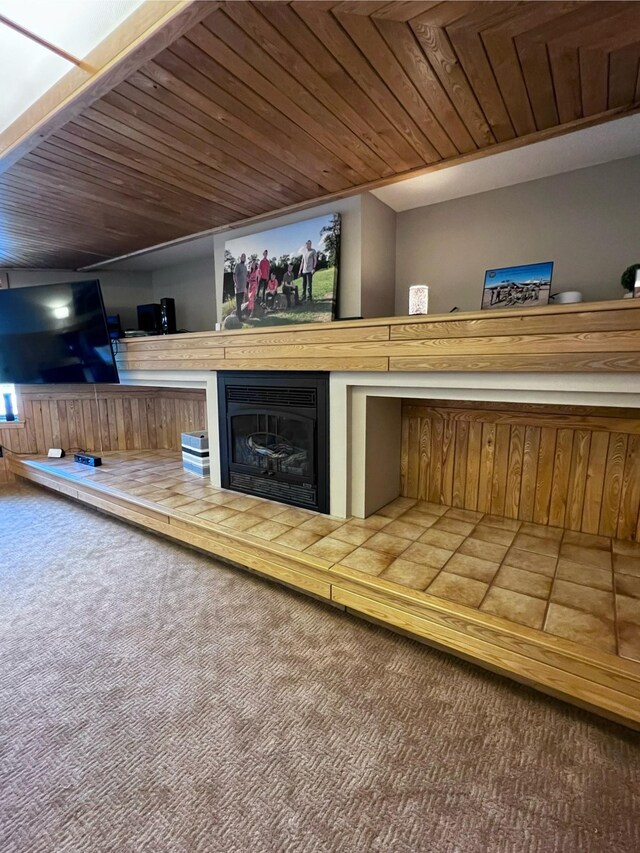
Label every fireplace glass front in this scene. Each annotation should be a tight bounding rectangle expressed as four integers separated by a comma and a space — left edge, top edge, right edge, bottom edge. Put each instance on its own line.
218, 372, 329, 513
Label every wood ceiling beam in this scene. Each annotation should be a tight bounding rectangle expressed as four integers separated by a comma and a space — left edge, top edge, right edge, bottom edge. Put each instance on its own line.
0, 0, 219, 173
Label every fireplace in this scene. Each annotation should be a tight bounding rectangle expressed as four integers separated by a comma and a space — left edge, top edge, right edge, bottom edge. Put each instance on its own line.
217, 372, 329, 513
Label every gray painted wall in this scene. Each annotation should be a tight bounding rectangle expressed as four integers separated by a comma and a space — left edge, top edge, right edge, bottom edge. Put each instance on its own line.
3, 269, 153, 328
152, 256, 215, 333
395, 155, 640, 316
360, 193, 396, 319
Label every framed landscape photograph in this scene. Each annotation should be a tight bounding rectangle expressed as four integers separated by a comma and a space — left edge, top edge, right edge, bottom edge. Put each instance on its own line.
222, 213, 341, 329
481, 262, 553, 310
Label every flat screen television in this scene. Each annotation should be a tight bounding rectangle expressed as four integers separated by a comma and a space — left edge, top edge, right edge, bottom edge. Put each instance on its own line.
0, 280, 119, 384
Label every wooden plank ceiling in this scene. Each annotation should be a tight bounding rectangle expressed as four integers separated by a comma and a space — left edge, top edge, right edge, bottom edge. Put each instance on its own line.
2, 0, 640, 269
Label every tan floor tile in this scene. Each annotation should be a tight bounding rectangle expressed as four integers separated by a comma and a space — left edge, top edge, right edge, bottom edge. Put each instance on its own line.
382, 519, 426, 541
276, 507, 315, 526
471, 524, 517, 547
556, 558, 613, 591
617, 595, 640, 627
512, 532, 560, 558
544, 603, 616, 653
493, 564, 553, 600
618, 622, 640, 662
458, 537, 508, 564
138, 490, 176, 503
401, 541, 453, 570
365, 532, 412, 557
418, 528, 465, 551
195, 505, 238, 524
178, 499, 225, 517
613, 553, 640, 578
413, 501, 449, 517
200, 493, 233, 506
305, 537, 356, 563
331, 523, 375, 547
481, 587, 547, 629
518, 522, 564, 542
156, 494, 198, 509
250, 501, 289, 519
380, 559, 440, 590
562, 529, 611, 551
482, 515, 521, 532
340, 547, 394, 575
551, 579, 614, 620
433, 516, 476, 536
504, 547, 557, 577
298, 516, 345, 536
444, 507, 484, 523
225, 495, 264, 511
560, 543, 611, 571
445, 552, 500, 583
387, 496, 418, 511
399, 510, 440, 528
426, 572, 488, 608
612, 539, 640, 558
348, 514, 392, 530
377, 503, 409, 519
615, 574, 640, 599
273, 528, 322, 551
218, 512, 264, 532
248, 520, 292, 541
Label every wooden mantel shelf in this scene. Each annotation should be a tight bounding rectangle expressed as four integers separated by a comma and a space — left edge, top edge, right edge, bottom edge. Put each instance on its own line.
116, 299, 640, 374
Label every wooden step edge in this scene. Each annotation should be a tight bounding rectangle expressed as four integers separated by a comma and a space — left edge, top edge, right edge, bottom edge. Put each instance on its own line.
329, 564, 640, 685
168, 515, 333, 582
332, 586, 640, 729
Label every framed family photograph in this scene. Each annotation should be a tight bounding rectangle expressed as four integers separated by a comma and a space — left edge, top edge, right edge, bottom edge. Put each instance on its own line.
222, 213, 341, 329
481, 262, 553, 310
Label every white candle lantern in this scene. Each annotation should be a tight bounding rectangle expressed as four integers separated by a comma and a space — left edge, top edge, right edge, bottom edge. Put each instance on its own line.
409, 285, 429, 315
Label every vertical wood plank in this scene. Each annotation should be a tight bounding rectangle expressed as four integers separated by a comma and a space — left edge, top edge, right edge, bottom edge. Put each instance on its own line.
465, 420, 482, 511
533, 427, 557, 525
617, 434, 640, 540
565, 429, 591, 531
490, 423, 510, 516
582, 431, 610, 535
599, 432, 628, 537
428, 415, 444, 504
549, 428, 574, 528
477, 422, 496, 513
452, 419, 469, 508
504, 424, 524, 520
440, 417, 456, 505
417, 415, 432, 501
519, 426, 540, 522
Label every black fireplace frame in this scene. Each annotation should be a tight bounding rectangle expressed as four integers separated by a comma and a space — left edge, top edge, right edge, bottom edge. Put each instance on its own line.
217, 371, 330, 513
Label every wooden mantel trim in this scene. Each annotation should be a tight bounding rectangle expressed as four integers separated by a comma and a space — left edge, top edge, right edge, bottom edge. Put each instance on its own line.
116, 299, 640, 374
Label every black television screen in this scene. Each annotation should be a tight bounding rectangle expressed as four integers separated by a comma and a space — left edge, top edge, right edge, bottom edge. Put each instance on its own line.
0, 280, 119, 384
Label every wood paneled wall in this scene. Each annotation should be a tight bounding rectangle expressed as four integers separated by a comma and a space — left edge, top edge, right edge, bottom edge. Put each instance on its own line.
0, 385, 206, 483
401, 400, 640, 542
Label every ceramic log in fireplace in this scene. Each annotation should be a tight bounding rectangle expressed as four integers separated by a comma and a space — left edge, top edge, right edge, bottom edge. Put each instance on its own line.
217, 372, 329, 513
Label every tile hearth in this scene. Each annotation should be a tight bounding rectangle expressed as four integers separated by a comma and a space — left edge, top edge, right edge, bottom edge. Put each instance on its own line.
21, 450, 640, 665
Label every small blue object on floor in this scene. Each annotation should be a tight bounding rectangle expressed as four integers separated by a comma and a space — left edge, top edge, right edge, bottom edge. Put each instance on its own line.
181, 430, 209, 477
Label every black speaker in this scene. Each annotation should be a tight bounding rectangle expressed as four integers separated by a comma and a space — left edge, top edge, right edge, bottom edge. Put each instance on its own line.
137, 303, 162, 334
160, 297, 177, 335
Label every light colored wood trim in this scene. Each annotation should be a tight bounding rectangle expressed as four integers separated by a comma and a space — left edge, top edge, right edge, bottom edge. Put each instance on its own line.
115, 302, 640, 374
0, 420, 24, 430
402, 403, 640, 436
0, 1, 219, 168
332, 586, 640, 729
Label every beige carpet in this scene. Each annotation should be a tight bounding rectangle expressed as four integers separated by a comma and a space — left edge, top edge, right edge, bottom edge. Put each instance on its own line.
1, 482, 639, 853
